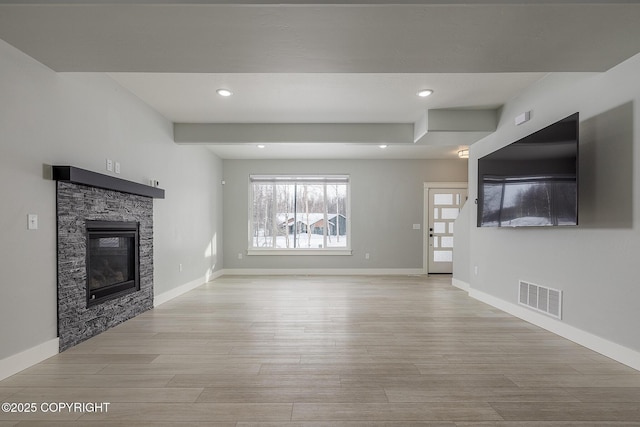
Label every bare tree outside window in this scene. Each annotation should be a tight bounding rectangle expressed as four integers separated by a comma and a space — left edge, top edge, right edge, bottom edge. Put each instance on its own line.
250, 175, 349, 251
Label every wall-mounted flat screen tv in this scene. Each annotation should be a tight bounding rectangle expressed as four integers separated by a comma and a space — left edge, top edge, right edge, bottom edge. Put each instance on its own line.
477, 112, 579, 227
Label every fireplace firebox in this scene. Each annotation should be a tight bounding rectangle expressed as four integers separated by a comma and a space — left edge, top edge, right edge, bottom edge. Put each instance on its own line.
86, 220, 140, 306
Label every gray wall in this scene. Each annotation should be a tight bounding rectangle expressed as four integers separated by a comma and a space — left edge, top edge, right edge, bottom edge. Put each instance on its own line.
0, 39, 223, 359
223, 159, 467, 270
462, 55, 640, 352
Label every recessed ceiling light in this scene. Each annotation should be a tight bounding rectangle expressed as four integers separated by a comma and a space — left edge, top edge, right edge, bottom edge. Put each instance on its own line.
379, 145, 388, 149
257, 144, 266, 149
216, 88, 233, 97
417, 89, 433, 98
458, 149, 469, 159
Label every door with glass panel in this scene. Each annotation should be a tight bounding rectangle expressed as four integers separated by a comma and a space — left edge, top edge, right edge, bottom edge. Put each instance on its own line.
428, 188, 467, 274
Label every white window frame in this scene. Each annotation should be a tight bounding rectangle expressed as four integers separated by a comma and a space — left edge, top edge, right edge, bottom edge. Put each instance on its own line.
248, 174, 352, 256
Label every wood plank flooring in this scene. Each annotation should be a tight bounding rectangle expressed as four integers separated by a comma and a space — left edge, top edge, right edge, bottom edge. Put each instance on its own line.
1, 275, 640, 426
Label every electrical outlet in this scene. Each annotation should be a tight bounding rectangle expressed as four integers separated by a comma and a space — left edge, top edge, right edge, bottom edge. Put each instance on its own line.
238, 253, 243, 260
474, 266, 479, 275
106, 159, 113, 172
179, 263, 183, 272
365, 253, 370, 260
115, 162, 121, 174
27, 214, 38, 230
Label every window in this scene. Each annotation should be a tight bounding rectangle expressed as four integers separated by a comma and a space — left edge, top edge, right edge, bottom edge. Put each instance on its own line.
249, 175, 350, 254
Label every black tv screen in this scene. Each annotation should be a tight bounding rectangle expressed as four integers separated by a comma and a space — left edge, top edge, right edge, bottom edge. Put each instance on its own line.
477, 113, 579, 227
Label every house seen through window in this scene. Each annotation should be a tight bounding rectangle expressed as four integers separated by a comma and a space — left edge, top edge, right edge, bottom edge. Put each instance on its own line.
249, 175, 350, 251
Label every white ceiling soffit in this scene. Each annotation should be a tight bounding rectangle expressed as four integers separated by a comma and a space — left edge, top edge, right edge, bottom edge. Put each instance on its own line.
1, 3, 640, 73
174, 110, 496, 144
175, 123, 415, 145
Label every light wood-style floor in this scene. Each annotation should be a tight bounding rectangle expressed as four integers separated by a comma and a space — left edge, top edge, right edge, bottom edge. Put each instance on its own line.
1, 275, 640, 426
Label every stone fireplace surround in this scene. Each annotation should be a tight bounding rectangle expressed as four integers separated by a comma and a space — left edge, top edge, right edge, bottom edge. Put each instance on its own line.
55, 168, 162, 351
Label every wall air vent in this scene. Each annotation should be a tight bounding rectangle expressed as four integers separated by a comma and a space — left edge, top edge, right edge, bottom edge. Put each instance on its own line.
518, 280, 562, 319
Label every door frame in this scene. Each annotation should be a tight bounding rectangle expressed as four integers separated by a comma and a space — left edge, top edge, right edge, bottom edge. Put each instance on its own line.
423, 182, 468, 274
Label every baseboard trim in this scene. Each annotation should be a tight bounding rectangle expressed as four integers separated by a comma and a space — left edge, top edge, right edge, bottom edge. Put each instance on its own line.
452, 278, 470, 292
0, 338, 59, 381
221, 268, 425, 276
153, 270, 224, 307
468, 288, 640, 372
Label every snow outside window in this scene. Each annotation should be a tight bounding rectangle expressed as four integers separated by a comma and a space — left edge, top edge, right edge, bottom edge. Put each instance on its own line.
249, 175, 350, 254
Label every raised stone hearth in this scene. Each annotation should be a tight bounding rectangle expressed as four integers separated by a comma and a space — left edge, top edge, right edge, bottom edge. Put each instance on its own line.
56, 181, 155, 351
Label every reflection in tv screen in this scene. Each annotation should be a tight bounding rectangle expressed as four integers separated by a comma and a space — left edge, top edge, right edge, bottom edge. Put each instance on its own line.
481, 177, 577, 227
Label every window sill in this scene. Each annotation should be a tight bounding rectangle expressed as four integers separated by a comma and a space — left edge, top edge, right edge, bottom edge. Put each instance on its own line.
247, 249, 352, 256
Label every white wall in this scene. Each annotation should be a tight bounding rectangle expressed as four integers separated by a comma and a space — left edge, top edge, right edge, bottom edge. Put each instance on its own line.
0, 39, 223, 362
223, 159, 467, 272
463, 55, 640, 357
452, 200, 471, 287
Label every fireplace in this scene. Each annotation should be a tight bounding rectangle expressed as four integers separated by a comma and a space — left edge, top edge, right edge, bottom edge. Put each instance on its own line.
55, 166, 163, 351
86, 220, 140, 306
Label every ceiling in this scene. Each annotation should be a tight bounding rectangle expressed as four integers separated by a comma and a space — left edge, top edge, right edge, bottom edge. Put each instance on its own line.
1, 1, 640, 159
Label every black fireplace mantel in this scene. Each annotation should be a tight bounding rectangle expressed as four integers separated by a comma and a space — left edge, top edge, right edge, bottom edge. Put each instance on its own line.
52, 166, 165, 199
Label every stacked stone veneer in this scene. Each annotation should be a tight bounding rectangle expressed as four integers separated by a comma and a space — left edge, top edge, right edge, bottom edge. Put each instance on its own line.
57, 181, 154, 351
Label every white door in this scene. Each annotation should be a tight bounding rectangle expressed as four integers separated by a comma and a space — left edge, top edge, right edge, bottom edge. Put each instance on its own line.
427, 188, 467, 274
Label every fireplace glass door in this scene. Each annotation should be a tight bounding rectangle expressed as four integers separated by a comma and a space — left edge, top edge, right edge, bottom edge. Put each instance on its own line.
86, 221, 139, 306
